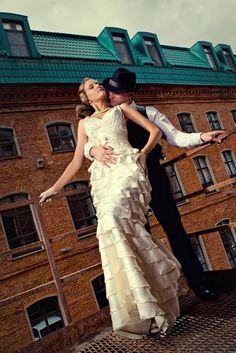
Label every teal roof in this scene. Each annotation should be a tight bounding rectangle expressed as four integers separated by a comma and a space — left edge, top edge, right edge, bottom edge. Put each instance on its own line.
162, 46, 210, 68
32, 31, 117, 61
0, 15, 236, 87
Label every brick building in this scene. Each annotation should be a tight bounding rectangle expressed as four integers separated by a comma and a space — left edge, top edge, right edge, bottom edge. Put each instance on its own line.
0, 12, 236, 353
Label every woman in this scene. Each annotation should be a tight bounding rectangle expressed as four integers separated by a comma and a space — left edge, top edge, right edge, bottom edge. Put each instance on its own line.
39, 78, 181, 336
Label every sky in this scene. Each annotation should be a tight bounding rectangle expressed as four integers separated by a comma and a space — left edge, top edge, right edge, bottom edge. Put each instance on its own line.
1, 0, 236, 51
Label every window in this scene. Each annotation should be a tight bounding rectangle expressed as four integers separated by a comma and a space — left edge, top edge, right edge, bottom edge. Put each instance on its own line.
165, 164, 184, 203
203, 46, 217, 70
193, 156, 215, 193
64, 181, 97, 237
221, 150, 236, 180
177, 113, 196, 133
206, 112, 222, 131
0, 128, 19, 159
217, 220, 236, 269
47, 123, 75, 152
3, 21, 30, 57
0, 193, 41, 258
91, 274, 108, 309
112, 33, 133, 64
231, 110, 236, 124
144, 37, 162, 66
27, 297, 64, 340
223, 49, 236, 72
190, 237, 209, 271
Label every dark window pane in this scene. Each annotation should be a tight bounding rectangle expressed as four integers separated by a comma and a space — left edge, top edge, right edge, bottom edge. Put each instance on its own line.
112, 33, 133, 64
3, 21, 30, 57
231, 110, 236, 125
27, 297, 64, 340
165, 165, 184, 202
144, 37, 162, 66
218, 220, 236, 269
223, 49, 236, 72
190, 237, 209, 271
64, 181, 97, 237
203, 46, 217, 70
47, 124, 75, 152
0, 193, 40, 257
0, 128, 19, 159
92, 274, 108, 309
193, 156, 214, 194
177, 113, 195, 133
222, 150, 236, 178
206, 112, 222, 130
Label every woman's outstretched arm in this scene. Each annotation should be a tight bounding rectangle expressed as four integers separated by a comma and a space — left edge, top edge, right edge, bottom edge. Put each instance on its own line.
39, 119, 88, 203
120, 103, 162, 155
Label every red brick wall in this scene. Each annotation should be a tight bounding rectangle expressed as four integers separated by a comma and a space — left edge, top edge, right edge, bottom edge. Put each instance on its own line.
0, 84, 236, 352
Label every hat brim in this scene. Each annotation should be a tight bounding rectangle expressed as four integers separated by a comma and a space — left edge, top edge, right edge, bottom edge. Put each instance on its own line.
102, 77, 137, 93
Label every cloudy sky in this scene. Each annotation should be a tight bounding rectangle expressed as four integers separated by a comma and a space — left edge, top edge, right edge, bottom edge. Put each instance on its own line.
1, 0, 236, 51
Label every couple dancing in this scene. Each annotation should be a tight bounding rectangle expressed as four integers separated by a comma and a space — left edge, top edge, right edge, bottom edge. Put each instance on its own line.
40, 68, 221, 337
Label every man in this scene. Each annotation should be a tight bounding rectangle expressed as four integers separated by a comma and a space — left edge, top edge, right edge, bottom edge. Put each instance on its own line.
84, 68, 223, 299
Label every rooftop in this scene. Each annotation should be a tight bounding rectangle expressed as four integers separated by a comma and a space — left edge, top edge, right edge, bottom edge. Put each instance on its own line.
0, 12, 236, 86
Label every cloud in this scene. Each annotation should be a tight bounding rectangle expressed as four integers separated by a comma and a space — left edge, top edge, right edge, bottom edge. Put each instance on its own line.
1, 0, 236, 51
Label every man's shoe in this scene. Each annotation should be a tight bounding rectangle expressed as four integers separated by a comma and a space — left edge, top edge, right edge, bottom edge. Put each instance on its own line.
194, 286, 219, 300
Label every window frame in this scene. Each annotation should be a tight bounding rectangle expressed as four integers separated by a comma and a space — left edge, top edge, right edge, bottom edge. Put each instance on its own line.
221, 150, 236, 180
46, 122, 76, 153
203, 45, 217, 70
90, 273, 109, 310
0, 127, 21, 160
192, 155, 216, 194
111, 32, 133, 64
2, 20, 31, 57
26, 296, 65, 340
165, 164, 186, 204
217, 219, 236, 269
176, 112, 197, 133
230, 110, 236, 125
0, 193, 42, 259
205, 111, 223, 131
143, 36, 162, 66
64, 180, 97, 239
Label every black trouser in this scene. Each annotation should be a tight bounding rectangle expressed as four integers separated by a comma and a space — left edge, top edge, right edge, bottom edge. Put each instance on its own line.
147, 161, 204, 290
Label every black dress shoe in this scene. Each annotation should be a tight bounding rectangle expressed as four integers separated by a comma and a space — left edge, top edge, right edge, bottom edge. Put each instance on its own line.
194, 286, 219, 300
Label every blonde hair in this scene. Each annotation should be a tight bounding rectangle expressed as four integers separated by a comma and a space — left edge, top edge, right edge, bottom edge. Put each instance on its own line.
76, 78, 95, 119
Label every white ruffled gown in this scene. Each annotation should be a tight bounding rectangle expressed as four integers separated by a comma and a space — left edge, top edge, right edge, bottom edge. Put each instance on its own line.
84, 105, 181, 335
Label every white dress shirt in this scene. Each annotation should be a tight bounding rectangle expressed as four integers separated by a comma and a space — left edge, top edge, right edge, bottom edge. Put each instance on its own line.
84, 101, 203, 161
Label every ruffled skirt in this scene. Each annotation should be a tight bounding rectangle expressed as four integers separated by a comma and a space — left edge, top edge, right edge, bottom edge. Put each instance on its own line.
89, 148, 181, 335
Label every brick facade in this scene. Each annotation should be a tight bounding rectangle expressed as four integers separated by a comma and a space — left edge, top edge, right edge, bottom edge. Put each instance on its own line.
0, 84, 236, 353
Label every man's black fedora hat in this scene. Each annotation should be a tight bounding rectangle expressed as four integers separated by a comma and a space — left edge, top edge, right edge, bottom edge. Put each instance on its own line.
103, 68, 137, 93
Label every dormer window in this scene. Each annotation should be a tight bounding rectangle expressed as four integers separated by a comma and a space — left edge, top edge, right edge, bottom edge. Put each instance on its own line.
222, 48, 236, 72
144, 37, 162, 66
112, 33, 133, 64
3, 21, 30, 57
203, 46, 217, 70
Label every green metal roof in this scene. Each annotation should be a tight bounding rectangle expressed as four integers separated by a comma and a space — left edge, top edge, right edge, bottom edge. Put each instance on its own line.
0, 14, 236, 87
162, 46, 210, 68
32, 31, 117, 61
1, 56, 236, 86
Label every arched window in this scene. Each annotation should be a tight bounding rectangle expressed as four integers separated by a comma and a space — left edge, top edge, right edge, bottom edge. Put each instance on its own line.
27, 297, 64, 340
0, 127, 20, 159
0, 193, 41, 258
193, 156, 215, 194
46, 123, 75, 152
217, 219, 236, 269
177, 113, 196, 133
64, 181, 97, 238
206, 111, 223, 130
91, 274, 108, 309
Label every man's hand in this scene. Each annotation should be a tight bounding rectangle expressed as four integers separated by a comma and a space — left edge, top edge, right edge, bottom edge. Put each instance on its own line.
90, 145, 118, 167
200, 130, 224, 143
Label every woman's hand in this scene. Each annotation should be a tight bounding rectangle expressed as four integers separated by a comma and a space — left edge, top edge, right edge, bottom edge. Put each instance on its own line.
39, 187, 57, 204
137, 152, 147, 177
